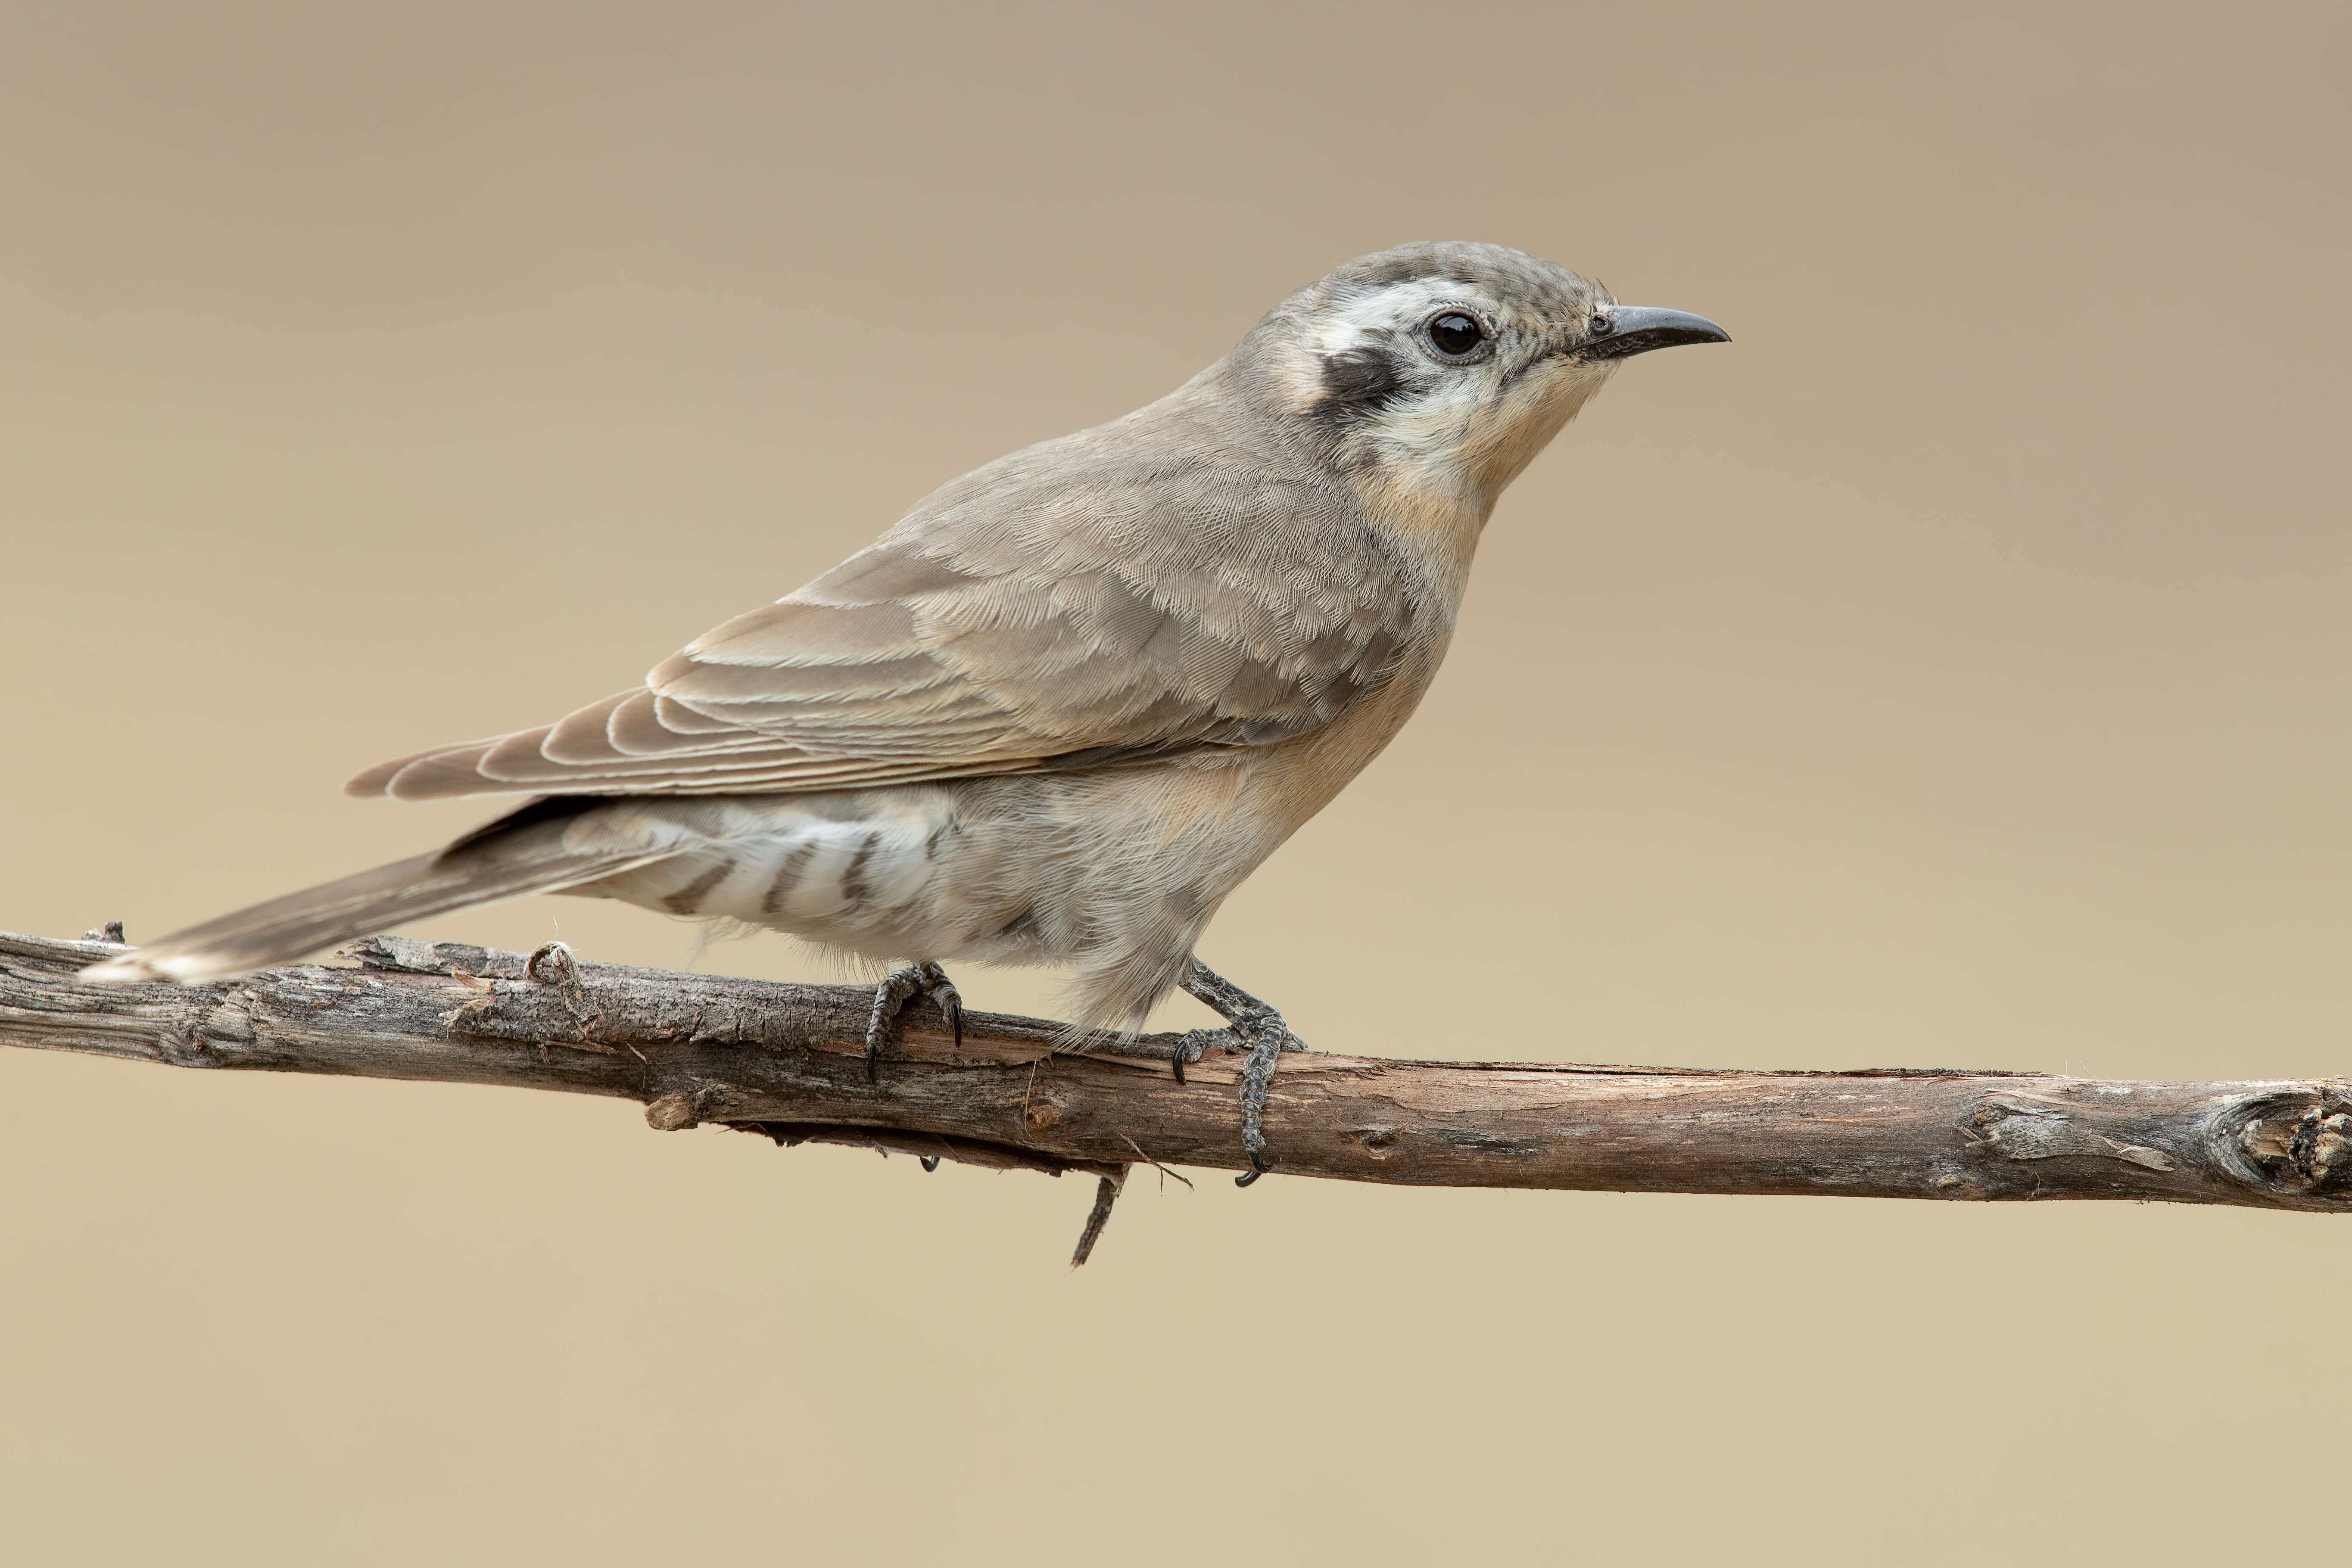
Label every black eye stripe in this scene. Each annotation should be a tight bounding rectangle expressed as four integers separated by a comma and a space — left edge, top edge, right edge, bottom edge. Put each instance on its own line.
1319, 350, 1401, 408
1427, 312, 1485, 357
1310, 348, 1405, 427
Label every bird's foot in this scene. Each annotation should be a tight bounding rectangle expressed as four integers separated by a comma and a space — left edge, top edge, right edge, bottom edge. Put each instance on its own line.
1178, 961, 1307, 1187
866, 960, 962, 1082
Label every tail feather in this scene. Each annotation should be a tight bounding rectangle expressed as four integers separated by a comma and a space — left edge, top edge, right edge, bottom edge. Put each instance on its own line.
79, 813, 667, 986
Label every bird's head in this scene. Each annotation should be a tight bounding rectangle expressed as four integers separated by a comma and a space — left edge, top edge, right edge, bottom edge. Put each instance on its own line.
1240, 241, 1727, 532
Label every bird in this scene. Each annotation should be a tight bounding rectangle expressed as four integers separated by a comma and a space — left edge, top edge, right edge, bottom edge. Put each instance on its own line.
83, 241, 1727, 1182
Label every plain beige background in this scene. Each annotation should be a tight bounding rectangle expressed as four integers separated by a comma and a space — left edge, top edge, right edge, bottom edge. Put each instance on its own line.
3, 1, 2347, 1561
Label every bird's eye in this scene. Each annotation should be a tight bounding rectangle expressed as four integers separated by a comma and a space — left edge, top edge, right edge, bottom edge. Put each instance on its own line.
1427, 312, 1485, 357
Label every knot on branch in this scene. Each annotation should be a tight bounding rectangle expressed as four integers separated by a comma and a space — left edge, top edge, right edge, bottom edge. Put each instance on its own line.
526, 941, 581, 987
645, 1091, 704, 1131
2210, 1089, 2352, 1196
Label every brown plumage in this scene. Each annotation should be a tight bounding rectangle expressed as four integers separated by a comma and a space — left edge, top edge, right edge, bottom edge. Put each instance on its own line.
84, 242, 1726, 1167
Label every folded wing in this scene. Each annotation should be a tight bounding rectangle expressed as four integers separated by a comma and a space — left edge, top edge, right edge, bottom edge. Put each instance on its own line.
350, 467, 1417, 802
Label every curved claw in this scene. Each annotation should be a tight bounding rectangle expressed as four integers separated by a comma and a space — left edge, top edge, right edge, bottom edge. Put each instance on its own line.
1178, 961, 1302, 1192
1170, 1030, 1217, 1086
866, 961, 960, 1083
937, 983, 963, 1053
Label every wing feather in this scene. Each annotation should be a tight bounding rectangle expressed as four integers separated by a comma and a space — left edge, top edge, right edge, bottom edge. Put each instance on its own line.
348, 443, 1425, 802
608, 689, 737, 756
651, 694, 741, 735
541, 691, 642, 764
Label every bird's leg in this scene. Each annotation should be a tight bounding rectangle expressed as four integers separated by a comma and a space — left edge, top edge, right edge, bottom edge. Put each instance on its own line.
865, 960, 963, 1082
1177, 960, 1307, 1187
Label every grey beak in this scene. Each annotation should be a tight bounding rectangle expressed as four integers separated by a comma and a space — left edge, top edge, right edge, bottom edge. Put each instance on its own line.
1574, 305, 1731, 361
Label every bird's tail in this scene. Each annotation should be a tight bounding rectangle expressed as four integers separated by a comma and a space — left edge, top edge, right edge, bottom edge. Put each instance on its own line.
78, 804, 670, 986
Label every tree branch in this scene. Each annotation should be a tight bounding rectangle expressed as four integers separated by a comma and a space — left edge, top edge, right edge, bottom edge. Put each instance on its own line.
5, 929, 2349, 1263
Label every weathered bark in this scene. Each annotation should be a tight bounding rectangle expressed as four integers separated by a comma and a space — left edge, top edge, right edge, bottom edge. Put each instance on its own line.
3, 930, 2349, 1262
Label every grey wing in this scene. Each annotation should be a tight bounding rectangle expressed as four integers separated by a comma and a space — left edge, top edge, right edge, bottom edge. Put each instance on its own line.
349, 470, 1416, 802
